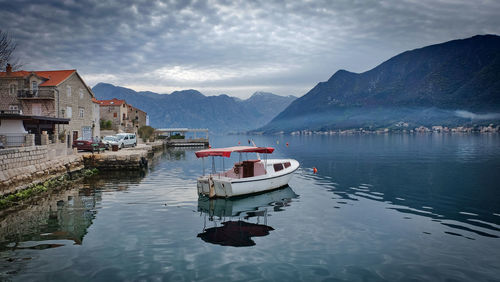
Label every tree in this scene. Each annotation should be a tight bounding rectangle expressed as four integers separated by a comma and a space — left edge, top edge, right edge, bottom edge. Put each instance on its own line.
0, 29, 20, 70
138, 126, 155, 142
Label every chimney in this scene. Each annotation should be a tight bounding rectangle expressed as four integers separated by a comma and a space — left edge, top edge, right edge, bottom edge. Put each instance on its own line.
6, 63, 12, 75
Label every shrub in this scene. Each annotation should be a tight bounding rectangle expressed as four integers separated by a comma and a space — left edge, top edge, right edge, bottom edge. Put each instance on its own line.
105, 120, 112, 129
138, 126, 155, 142
100, 119, 113, 130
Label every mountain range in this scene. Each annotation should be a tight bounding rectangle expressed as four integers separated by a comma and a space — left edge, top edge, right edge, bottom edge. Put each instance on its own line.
258, 34, 500, 133
92, 83, 296, 133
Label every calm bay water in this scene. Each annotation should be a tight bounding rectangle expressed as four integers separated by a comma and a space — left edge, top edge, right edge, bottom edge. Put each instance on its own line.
1, 134, 499, 281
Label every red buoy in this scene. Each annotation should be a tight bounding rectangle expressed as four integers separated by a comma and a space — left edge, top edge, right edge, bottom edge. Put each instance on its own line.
313, 167, 318, 174
286, 142, 289, 147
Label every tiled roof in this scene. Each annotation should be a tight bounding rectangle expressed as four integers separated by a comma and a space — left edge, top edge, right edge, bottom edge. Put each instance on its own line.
97, 98, 126, 106
0, 70, 29, 78
0, 69, 76, 86
36, 70, 76, 86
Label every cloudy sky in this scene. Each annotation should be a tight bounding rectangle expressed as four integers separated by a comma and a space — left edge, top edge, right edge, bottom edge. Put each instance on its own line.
1, 0, 499, 98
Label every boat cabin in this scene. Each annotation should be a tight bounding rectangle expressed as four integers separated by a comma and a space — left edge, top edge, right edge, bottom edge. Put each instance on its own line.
222, 160, 266, 178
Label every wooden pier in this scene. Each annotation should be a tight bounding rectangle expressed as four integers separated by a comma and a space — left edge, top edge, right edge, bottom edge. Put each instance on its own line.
155, 128, 209, 147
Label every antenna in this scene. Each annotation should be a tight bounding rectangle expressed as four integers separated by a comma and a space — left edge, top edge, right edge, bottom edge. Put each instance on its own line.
250, 139, 261, 160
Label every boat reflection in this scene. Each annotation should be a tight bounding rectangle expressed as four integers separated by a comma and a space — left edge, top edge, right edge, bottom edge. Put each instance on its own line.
198, 221, 274, 247
197, 186, 298, 247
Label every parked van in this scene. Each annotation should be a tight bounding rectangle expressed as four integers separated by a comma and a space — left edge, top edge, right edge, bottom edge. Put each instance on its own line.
115, 133, 137, 148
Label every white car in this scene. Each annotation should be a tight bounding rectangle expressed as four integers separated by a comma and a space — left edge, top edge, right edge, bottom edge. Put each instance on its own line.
115, 133, 137, 148
102, 135, 118, 150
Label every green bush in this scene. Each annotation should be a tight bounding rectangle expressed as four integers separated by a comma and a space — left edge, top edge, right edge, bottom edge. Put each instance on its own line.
83, 168, 99, 177
138, 126, 155, 142
100, 119, 113, 130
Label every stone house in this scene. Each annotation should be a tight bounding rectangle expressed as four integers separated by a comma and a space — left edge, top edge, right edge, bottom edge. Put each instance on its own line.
126, 104, 147, 132
97, 98, 128, 132
0, 65, 99, 146
97, 98, 147, 133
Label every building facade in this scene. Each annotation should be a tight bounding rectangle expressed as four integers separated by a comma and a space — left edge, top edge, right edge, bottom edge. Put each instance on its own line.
0, 65, 99, 146
127, 104, 147, 132
92, 98, 101, 140
97, 98, 147, 133
97, 98, 127, 132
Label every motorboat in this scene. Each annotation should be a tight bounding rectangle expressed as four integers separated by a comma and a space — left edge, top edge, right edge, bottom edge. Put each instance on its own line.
195, 146, 299, 198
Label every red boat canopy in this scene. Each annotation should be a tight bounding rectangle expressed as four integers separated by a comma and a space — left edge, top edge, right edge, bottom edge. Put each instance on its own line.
195, 146, 275, 158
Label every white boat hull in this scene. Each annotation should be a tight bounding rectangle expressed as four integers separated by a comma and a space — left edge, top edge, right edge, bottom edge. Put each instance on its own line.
197, 159, 299, 198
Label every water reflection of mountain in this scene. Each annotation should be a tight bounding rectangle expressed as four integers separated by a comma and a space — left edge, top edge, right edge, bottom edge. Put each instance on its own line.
197, 186, 298, 247
0, 186, 101, 250
281, 134, 500, 240
306, 173, 500, 240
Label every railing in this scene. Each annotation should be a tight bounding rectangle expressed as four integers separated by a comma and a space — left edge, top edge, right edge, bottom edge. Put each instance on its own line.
17, 90, 55, 99
2, 134, 26, 147
0, 109, 22, 115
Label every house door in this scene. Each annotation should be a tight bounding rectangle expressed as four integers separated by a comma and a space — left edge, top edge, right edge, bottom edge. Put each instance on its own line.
73, 131, 78, 142
32, 103, 42, 116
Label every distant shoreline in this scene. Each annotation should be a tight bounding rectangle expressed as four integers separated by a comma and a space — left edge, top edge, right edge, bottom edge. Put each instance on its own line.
250, 124, 500, 135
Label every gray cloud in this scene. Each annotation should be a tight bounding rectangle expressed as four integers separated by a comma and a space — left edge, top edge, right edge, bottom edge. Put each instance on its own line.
455, 110, 500, 120
1, 0, 499, 97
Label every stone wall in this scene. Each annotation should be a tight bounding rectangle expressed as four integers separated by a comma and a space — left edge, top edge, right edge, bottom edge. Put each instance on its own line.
0, 146, 48, 171
83, 148, 149, 170
93, 102, 101, 139
0, 145, 83, 196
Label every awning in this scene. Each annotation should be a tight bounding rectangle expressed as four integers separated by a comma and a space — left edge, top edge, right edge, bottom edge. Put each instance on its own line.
195, 146, 275, 158
0, 114, 70, 124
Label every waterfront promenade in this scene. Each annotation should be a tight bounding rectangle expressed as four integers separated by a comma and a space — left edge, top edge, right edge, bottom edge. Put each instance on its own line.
0, 141, 165, 197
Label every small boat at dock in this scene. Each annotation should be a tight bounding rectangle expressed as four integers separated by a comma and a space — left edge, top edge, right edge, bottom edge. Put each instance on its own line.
195, 146, 299, 198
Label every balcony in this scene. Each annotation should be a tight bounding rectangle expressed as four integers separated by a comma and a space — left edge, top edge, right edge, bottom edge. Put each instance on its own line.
0, 109, 22, 115
17, 90, 55, 99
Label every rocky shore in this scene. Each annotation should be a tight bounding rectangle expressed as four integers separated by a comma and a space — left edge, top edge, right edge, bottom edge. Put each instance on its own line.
82, 145, 153, 170
0, 141, 166, 198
